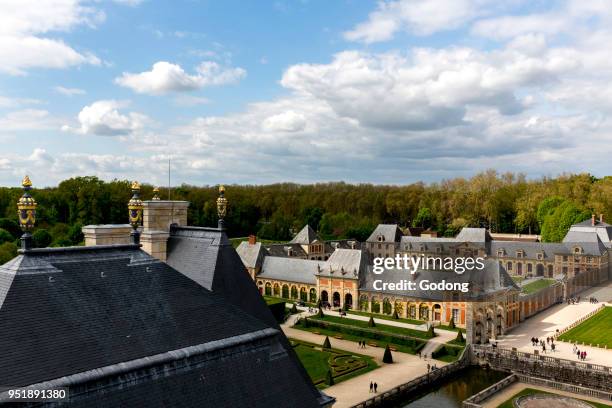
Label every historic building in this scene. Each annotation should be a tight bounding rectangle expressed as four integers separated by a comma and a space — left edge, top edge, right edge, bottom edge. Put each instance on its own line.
0, 178, 332, 407
237, 217, 609, 345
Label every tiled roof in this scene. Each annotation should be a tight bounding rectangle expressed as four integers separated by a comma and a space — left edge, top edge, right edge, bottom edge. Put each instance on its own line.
258, 256, 321, 285
236, 241, 265, 268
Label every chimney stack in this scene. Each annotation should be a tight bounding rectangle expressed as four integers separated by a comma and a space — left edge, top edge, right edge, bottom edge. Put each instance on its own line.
592, 214, 596, 226
600, 214, 604, 223
248, 234, 257, 245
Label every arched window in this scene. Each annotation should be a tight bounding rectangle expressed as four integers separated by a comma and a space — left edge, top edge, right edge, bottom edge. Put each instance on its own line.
265, 282, 272, 296
282, 285, 289, 299
309, 288, 317, 303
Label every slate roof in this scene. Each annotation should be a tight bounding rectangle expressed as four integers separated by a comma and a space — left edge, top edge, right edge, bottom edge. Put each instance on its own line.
568, 219, 612, 243
258, 256, 320, 285
316, 249, 365, 278
0, 244, 327, 407
366, 224, 404, 243
290, 225, 320, 244
266, 243, 308, 258
455, 227, 492, 242
360, 259, 519, 301
236, 240, 265, 268
490, 241, 568, 261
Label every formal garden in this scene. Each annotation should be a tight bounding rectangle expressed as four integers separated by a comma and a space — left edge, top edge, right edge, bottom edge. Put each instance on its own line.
290, 339, 377, 389
496, 388, 612, 408
293, 313, 429, 355
558, 306, 612, 349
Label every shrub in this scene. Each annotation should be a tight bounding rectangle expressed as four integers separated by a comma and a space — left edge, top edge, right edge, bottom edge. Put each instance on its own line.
393, 311, 399, 319
368, 316, 376, 327
383, 344, 393, 363
318, 307, 325, 318
0, 228, 13, 245
323, 336, 331, 349
428, 325, 435, 337
449, 317, 455, 329
456, 330, 464, 343
325, 369, 334, 386
32, 229, 52, 248
0, 242, 17, 264
291, 303, 298, 313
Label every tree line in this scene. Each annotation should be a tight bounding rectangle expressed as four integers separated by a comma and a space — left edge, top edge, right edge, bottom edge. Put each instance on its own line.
0, 171, 609, 263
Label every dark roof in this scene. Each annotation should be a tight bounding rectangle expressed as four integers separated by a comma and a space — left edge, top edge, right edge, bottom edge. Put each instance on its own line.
259, 256, 321, 284
366, 224, 404, 243
0, 243, 328, 407
266, 243, 308, 258
290, 225, 320, 244
236, 240, 266, 268
165, 226, 327, 406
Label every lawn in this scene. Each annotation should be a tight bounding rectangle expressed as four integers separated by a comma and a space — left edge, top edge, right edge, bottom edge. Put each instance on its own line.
431, 341, 465, 362
496, 388, 612, 408
290, 339, 378, 389
348, 310, 425, 326
310, 314, 433, 339
558, 307, 612, 349
521, 278, 556, 294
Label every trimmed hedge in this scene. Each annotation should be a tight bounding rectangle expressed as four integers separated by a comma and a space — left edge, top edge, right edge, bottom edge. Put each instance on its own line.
431, 345, 462, 359
302, 318, 426, 352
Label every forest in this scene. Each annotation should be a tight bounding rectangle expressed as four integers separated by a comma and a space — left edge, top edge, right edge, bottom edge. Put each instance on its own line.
0, 170, 609, 264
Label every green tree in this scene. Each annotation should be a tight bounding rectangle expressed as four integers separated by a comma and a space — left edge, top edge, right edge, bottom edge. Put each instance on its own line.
413, 207, 432, 228
0, 242, 17, 264
32, 229, 52, 248
0, 228, 13, 245
541, 201, 590, 242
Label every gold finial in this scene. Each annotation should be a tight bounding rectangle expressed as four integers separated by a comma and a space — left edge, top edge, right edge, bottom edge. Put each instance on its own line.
17, 176, 37, 249
22, 175, 32, 188
216, 184, 227, 229
152, 187, 160, 201
128, 180, 143, 243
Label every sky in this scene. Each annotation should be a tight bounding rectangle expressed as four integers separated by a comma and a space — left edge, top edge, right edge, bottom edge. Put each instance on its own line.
1, 0, 611, 187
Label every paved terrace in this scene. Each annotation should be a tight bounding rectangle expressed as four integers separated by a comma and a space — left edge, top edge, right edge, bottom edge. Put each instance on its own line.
283, 311, 451, 408
496, 281, 612, 365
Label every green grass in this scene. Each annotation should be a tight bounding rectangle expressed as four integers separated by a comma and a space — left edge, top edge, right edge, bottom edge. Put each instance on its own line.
496, 388, 612, 408
311, 314, 433, 339
230, 237, 287, 248
264, 296, 285, 305
431, 342, 465, 363
521, 278, 556, 294
293, 324, 425, 355
348, 310, 425, 325
290, 339, 378, 389
558, 307, 612, 348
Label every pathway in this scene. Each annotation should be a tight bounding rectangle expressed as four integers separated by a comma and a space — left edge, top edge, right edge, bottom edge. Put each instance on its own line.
283, 311, 449, 408
495, 281, 612, 365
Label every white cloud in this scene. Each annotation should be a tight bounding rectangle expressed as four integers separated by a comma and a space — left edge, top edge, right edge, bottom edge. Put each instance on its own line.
0, 109, 58, 131
54, 86, 86, 96
262, 111, 307, 132
344, 0, 490, 43
173, 95, 210, 107
62, 100, 148, 136
115, 61, 246, 95
0, 0, 104, 75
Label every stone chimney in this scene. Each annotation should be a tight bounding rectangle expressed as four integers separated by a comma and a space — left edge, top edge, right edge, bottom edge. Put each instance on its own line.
83, 224, 132, 246
140, 200, 189, 261
248, 234, 257, 245
600, 214, 604, 223
592, 214, 596, 226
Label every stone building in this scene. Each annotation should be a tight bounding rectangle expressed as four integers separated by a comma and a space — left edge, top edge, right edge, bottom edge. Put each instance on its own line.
0, 178, 332, 408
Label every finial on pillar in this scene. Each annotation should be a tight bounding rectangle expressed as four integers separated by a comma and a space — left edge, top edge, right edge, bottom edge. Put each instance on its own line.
216, 185, 227, 230
17, 175, 37, 250
128, 181, 143, 244
152, 186, 161, 201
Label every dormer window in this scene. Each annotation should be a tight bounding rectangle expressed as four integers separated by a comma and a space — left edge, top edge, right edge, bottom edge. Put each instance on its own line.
377, 235, 385, 242
573, 247, 582, 254
537, 252, 543, 260
436, 246, 441, 253
497, 249, 505, 257
516, 250, 524, 258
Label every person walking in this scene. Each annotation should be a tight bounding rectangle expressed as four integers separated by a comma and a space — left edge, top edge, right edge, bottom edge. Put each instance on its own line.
374, 382, 378, 393
369, 381, 373, 393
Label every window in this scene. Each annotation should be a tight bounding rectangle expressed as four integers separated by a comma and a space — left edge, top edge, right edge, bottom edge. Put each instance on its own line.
562, 266, 568, 274
378, 243, 381, 249
507, 261, 512, 271
452, 309, 459, 323
574, 247, 581, 254
527, 263, 532, 273
563, 256, 568, 262
516, 250, 524, 258
497, 249, 505, 257
537, 253, 543, 260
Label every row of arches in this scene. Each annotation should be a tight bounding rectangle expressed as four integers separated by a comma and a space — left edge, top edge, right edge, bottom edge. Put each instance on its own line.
319, 291, 353, 308
357, 295, 444, 320
259, 282, 318, 303
504, 261, 552, 277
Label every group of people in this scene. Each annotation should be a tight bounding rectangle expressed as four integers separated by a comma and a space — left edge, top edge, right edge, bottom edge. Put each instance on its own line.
357, 340, 367, 349
531, 336, 556, 353
588, 297, 599, 304
369, 381, 378, 393
573, 344, 588, 361
426, 363, 438, 372
567, 296, 581, 305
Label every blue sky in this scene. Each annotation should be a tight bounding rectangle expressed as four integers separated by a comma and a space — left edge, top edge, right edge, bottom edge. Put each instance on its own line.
1, 0, 611, 186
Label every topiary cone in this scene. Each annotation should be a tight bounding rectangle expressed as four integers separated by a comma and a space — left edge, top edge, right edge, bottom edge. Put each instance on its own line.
383, 344, 393, 363
323, 336, 331, 349
325, 369, 334, 386
368, 316, 376, 327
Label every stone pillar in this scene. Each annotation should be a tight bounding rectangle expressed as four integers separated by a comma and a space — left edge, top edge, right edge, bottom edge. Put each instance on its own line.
140, 200, 189, 261
83, 224, 132, 246
141, 230, 170, 261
